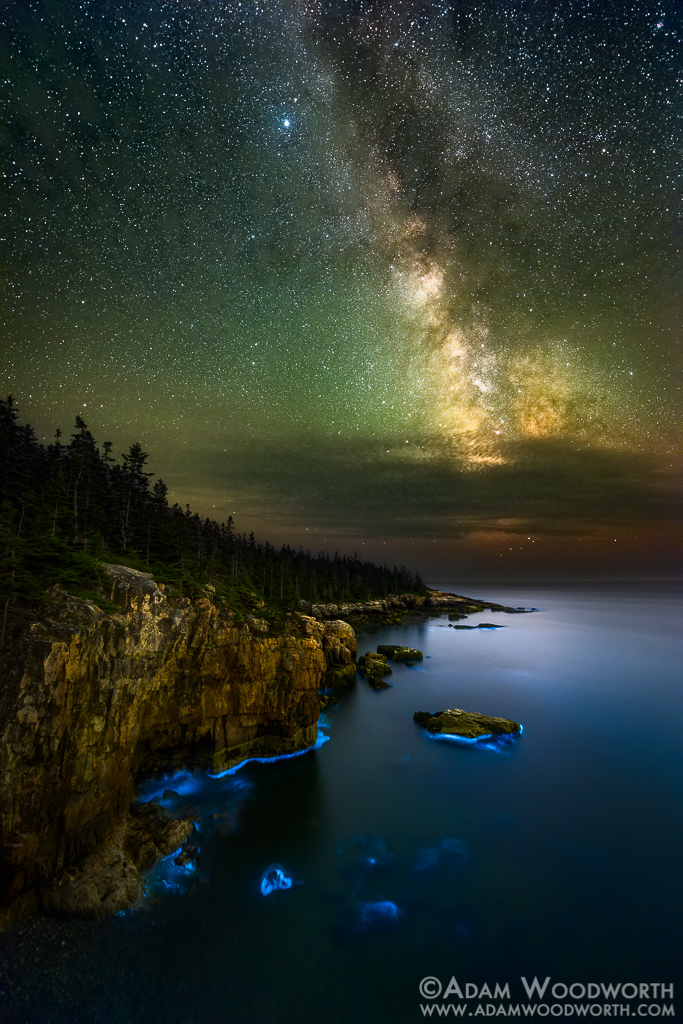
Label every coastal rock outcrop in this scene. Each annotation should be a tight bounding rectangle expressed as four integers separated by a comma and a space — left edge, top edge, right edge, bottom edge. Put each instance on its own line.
414, 708, 522, 741
299, 615, 357, 686
41, 802, 197, 919
297, 590, 535, 624
377, 645, 423, 662
0, 566, 353, 926
357, 652, 392, 686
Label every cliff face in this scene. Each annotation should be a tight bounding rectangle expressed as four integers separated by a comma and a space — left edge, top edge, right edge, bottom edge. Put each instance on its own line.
0, 565, 356, 925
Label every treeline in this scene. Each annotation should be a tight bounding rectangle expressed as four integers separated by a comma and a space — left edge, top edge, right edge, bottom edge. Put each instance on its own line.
0, 396, 425, 633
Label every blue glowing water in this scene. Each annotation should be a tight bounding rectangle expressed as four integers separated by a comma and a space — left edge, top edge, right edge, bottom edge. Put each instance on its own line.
360, 900, 399, 924
1, 582, 681, 1024
260, 865, 293, 896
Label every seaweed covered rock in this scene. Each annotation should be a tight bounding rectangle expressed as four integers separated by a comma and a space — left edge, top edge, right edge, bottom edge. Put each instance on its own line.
414, 708, 521, 741
358, 652, 392, 678
377, 645, 423, 662
322, 663, 357, 687
367, 676, 393, 690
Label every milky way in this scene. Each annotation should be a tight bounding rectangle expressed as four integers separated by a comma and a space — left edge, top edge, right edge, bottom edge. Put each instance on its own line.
2, 0, 678, 577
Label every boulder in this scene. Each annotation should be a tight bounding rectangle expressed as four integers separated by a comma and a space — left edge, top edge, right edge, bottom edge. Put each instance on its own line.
413, 708, 521, 740
377, 645, 423, 661
358, 652, 392, 678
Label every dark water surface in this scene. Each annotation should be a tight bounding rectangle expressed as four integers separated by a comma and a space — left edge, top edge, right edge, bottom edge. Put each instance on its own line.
1, 583, 681, 1023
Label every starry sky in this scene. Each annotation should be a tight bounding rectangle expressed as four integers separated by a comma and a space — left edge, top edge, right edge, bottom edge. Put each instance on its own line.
2, 0, 679, 579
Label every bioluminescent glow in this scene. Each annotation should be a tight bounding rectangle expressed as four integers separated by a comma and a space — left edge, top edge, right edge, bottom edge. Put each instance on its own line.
427, 731, 494, 745
260, 866, 293, 897
137, 770, 204, 803
424, 729, 521, 752
415, 848, 438, 872
208, 725, 330, 780
360, 901, 399, 924
340, 835, 395, 868
441, 838, 468, 857
415, 838, 470, 873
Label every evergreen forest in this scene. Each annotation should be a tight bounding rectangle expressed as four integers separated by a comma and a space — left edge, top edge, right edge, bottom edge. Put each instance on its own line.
0, 396, 425, 636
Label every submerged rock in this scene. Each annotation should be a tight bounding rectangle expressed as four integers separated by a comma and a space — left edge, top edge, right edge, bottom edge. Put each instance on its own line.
174, 844, 199, 868
413, 708, 521, 741
260, 865, 292, 896
377, 645, 423, 661
367, 676, 393, 690
360, 900, 399, 924
477, 623, 504, 629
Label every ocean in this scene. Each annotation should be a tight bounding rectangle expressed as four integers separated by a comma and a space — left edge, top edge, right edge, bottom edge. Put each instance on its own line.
1, 582, 680, 1023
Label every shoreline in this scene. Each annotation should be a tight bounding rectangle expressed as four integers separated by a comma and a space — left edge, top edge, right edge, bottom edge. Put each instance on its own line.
0, 571, 529, 928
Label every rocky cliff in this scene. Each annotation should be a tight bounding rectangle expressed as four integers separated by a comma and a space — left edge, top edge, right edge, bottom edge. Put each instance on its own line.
0, 565, 356, 926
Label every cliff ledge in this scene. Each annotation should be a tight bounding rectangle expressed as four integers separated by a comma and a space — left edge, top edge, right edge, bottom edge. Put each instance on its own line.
0, 565, 356, 926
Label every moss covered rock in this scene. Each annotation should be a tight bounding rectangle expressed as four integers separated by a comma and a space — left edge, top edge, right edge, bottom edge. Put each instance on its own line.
358, 652, 392, 678
414, 708, 521, 740
322, 663, 357, 687
367, 676, 393, 690
377, 644, 423, 661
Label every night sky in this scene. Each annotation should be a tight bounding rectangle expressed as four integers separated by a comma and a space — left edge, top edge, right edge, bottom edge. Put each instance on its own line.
2, 0, 679, 579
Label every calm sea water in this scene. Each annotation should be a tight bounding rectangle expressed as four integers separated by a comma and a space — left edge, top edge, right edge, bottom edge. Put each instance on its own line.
1, 583, 681, 1024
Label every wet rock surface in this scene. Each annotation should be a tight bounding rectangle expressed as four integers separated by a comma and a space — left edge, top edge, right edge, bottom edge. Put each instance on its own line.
414, 708, 522, 740
0, 567, 354, 926
298, 589, 536, 628
366, 676, 393, 690
42, 802, 196, 919
377, 645, 423, 662
358, 652, 392, 676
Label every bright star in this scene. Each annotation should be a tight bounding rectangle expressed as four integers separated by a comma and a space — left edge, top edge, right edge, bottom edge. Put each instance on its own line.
283, 119, 290, 127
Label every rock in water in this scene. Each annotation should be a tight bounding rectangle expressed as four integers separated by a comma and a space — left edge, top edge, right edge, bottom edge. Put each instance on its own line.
260, 865, 292, 896
413, 708, 521, 740
367, 676, 392, 690
376, 645, 423, 661
358, 652, 392, 678
360, 900, 399, 924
